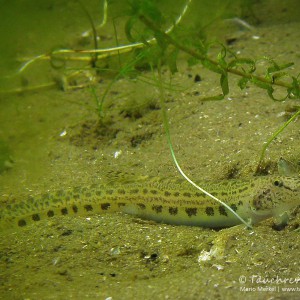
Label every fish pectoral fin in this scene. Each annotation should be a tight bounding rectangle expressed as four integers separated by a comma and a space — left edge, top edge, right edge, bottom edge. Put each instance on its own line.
272, 211, 290, 230
278, 158, 299, 177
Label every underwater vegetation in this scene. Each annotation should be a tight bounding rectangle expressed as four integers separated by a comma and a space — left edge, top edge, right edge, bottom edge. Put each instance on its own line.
1, 1, 299, 164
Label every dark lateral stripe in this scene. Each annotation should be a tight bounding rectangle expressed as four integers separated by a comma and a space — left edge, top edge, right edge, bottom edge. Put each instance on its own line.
18, 219, 26, 227
169, 207, 178, 216
32, 214, 40, 221
84, 204, 93, 212
152, 205, 163, 213
101, 203, 111, 210
183, 192, 191, 197
218, 206, 227, 217
47, 210, 54, 217
205, 207, 214, 216
185, 207, 197, 217
137, 203, 146, 210
230, 204, 238, 212
61, 208, 68, 215
118, 189, 126, 195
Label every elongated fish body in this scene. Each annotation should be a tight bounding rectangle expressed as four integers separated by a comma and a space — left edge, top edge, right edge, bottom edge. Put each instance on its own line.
1, 175, 300, 230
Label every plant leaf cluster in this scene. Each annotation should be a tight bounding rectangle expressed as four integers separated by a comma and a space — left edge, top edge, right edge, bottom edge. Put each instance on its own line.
125, 0, 300, 166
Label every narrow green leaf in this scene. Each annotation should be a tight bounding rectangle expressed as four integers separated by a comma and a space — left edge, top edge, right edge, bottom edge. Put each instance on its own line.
217, 46, 227, 69
238, 77, 250, 90
167, 48, 179, 74
220, 73, 229, 96
125, 17, 137, 43
271, 71, 288, 81
202, 94, 225, 101
228, 58, 256, 73
268, 62, 294, 73
251, 77, 272, 90
154, 31, 168, 52
287, 76, 300, 99
202, 59, 223, 74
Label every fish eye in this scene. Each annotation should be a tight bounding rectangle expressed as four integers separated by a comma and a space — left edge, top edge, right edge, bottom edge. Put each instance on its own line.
273, 180, 283, 187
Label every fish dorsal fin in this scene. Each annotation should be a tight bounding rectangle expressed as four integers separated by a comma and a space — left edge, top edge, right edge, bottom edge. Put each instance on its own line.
278, 158, 299, 177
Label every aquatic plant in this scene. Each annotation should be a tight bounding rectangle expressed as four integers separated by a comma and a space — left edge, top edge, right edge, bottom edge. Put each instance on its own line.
2, 1, 299, 161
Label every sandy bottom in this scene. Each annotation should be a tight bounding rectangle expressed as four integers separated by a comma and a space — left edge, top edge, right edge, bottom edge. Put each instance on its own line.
0, 1, 300, 299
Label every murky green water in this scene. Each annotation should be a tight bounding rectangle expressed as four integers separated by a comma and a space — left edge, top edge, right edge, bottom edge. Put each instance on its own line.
0, 1, 300, 299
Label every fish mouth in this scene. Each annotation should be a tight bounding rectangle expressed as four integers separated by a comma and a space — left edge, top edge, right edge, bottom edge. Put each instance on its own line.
249, 202, 300, 225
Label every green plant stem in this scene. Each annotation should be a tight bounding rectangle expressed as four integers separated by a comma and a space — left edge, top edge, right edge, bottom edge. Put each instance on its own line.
77, 0, 99, 67
257, 109, 300, 168
156, 63, 252, 229
139, 15, 294, 91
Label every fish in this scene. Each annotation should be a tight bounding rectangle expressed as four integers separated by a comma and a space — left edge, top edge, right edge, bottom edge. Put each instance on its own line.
1, 167, 300, 230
